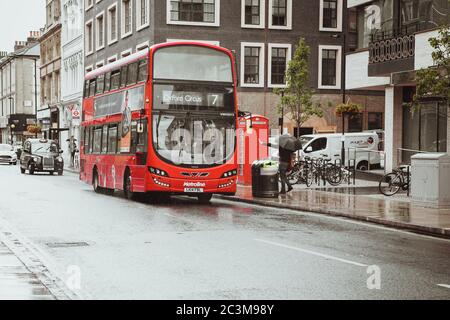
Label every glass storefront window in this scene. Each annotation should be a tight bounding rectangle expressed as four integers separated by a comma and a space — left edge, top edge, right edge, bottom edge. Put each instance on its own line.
401, 0, 449, 31
357, 0, 394, 48
402, 101, 448, 163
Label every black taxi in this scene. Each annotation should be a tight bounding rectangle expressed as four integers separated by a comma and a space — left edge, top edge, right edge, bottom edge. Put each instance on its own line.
20, 139, 64, 175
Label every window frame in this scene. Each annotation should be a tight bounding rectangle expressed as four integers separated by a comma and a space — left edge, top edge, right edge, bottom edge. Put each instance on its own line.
85, 19, 94, 56
107, 2, 118, 45
318, 45, 342, 90
268, 0, 292, 30
136, 0, 150, 31
95, 11, 105, 51
240, 42, 265, 88
167, 0, 221, 27
121, 0, 133, 39
268, 43, 292, 88
241, 0, 265, 29
319, 0, 343, 32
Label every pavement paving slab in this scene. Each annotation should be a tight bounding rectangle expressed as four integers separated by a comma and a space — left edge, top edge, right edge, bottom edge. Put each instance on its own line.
0, 241, 55, 300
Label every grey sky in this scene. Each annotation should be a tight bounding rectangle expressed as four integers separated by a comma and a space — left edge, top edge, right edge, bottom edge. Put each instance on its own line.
0, 0, 45, 53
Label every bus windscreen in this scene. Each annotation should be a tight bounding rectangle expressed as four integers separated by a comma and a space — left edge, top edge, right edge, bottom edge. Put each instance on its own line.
153, 46, 233, 83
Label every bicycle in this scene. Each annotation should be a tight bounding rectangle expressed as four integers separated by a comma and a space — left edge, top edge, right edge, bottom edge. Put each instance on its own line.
378, 165, 410, 196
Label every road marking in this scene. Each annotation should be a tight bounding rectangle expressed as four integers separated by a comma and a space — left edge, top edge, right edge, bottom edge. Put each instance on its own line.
223, 200, 450, 243
254, 239, 369, 268
437, 284, 450, 289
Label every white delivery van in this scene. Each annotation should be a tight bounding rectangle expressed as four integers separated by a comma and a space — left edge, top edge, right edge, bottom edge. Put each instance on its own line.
299, 132, 381, 170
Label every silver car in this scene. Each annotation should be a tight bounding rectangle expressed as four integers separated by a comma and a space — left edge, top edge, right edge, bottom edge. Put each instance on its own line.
0, 144, 18, 165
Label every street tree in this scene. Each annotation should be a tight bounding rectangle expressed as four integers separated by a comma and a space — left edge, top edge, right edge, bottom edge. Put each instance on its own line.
275, 38, 323, 135
414, 25, 450, 104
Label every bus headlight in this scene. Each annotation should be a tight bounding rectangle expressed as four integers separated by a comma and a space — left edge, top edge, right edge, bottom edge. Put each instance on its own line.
221, 169, 237, 178
149, 167, 169, 177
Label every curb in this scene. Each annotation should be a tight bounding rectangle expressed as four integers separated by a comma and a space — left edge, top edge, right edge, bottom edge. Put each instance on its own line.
214, 195, 450, 239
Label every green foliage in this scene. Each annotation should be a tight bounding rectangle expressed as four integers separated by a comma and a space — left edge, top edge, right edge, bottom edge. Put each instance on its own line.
335, 103, 362, 117
414, 25, 450, 104
274, 38, 324, 129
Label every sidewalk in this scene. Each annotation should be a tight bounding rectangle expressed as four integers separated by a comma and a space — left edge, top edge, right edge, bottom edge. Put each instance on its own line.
216, 184, 450, 238
0, 241, 54, 300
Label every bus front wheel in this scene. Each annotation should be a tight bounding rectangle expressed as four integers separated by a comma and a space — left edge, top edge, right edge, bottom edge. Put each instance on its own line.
197, 194, 213, 204
124, 172, 135, 200
93, 171, 102, 194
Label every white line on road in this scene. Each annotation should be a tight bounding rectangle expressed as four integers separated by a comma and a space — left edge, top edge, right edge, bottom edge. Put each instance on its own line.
437, 284, 450, 289
254, 239, 369, 268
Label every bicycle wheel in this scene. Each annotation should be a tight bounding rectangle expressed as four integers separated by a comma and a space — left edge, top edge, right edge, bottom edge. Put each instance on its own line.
305, 167, 314, 187
288, 166, 301, 185
326, 164, 343, 186
379, 173, 402, 196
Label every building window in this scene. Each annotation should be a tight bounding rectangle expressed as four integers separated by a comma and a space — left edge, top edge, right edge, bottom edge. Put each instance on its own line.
240, 42, 265, 88
85, 20, 94, 55
136, 41, 150, 51
242, 0, 265, 28
168, 0, 220, 26
348, 113, 363, 132
121, 0, 133, 38
96, 12, 105, 50
318, 45, 341, 89
268, 44, 291, 88
85, 0, 93, 11
320, 0, 343, 31
108, 4, 118, 44
137, 0, 149, 30
269, 0, 292, 29
368, 112, 383, 130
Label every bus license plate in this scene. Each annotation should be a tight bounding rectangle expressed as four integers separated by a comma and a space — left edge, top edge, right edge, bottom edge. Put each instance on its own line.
184, 188, 204, 193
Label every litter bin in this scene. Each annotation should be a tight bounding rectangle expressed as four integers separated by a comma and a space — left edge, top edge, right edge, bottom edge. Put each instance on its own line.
252, 160, 279, 198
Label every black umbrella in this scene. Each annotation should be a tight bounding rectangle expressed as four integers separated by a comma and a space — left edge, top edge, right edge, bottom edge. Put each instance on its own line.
278, 135, 302, 152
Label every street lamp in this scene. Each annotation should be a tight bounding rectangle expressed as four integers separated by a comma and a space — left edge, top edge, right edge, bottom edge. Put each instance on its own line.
331, 33, 347, 166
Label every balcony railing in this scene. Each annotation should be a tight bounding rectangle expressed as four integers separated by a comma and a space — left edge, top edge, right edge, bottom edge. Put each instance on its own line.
368, 22, 429, 65
369, 33, 415, 64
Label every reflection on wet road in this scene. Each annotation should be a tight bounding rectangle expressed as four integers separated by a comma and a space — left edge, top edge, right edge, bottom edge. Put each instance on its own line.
0, 165, 449, 299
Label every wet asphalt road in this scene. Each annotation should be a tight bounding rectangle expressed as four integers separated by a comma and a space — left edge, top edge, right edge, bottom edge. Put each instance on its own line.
0, 164, 449, 300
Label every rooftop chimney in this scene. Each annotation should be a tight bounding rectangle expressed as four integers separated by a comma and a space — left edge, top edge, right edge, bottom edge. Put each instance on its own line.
27, 30, 42, 43
14, 41, 27, 52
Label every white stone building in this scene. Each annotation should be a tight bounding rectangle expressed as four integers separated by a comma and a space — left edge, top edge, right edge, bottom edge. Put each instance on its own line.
61, 0, 84, 167
0, 35, 41, 145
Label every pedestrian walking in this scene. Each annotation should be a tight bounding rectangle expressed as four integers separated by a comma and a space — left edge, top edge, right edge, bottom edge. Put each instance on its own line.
261, 135, 302, 194
67, 136, 78, 168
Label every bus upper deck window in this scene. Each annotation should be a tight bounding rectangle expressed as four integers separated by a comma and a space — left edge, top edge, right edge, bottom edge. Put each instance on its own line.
127, 62, 138, 86
89, 79, 96, 97
120, 65, 128, 88
96, 75, 105, 94
137, 60, 148, 83
104, 72, 111, 92
110, 70, 120, 91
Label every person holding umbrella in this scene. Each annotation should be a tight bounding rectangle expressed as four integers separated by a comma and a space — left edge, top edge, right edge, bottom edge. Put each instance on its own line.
262, 135, 302, 194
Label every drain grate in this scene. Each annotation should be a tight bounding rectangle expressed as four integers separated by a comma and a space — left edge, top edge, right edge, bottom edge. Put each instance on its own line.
46, 242, 90, 248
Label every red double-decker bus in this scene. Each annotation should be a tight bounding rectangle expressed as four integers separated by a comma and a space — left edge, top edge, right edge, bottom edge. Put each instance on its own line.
80, 42, 238, 203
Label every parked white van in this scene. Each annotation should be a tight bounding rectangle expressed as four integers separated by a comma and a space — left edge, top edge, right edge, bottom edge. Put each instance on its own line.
299, 132, 381, 170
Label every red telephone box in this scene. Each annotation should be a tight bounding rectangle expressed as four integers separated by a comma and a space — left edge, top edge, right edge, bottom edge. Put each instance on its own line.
237, 114, 270, 185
